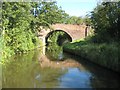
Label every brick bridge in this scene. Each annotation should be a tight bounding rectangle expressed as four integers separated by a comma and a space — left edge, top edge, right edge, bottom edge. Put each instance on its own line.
38, 24, 90, 46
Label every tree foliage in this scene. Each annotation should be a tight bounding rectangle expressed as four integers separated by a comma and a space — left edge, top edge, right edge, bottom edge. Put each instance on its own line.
32, 2, 67, 26
63, 16, 82, 25
1, 2, 41, 59
32, 1, 91, 25
61, 15, 91, 25
1, 1, 71, 60
91, 2, 120, 42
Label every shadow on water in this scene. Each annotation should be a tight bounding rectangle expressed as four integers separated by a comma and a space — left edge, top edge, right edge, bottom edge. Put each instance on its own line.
63, 53, 120, 88
2, 41, 120, 88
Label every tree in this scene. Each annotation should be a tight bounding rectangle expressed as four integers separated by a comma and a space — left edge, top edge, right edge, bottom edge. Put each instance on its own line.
83, 16, 91, 26
1, 1, 70, 59
32, 1, 67, 26
90, 2, 120, 42
2, 2, 41, 59
64, 16, 83, 25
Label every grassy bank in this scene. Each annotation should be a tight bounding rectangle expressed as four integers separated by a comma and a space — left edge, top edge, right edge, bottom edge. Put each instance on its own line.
63, 40, 119, 73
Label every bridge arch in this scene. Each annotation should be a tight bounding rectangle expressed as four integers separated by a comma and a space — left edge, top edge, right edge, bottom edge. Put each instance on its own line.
45, 30, 72, 45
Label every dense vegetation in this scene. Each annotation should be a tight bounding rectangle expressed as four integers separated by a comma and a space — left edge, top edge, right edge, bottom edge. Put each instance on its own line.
62, 15, 91, 25
1, 2, 39, 61
0, 2, 65, 62
63, 41, 119, 72
91, 2, 120, 43
1, 1, 89, 63
63, 2, 120, 72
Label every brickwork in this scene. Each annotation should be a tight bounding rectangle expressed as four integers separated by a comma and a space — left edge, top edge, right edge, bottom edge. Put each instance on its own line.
38, 24, 88, 45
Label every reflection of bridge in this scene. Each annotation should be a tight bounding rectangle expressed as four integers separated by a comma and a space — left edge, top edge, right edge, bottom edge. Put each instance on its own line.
37, 24, 90, 46
38, 54, 83, 69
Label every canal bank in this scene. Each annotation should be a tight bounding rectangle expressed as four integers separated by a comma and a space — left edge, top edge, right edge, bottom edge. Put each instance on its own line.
63, 40, 120, 73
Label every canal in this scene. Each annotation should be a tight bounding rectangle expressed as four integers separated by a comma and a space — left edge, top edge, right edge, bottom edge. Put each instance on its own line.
2, 42, 119, 88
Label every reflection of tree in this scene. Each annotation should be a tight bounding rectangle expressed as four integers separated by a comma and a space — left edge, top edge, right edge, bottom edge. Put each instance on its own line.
2, 48, 67, 88
0, 63, 1, 88
2, 51, 36, 88
46, 43, 63, 61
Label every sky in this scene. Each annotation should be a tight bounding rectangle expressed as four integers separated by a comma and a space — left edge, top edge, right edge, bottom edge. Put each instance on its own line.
56, 0, 98, 17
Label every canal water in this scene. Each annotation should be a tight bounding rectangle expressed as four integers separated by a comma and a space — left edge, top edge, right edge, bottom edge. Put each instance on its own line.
2, 44, 119, 88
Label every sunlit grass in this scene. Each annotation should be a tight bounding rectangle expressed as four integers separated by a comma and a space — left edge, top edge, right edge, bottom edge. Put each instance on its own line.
63, 41, 119, 72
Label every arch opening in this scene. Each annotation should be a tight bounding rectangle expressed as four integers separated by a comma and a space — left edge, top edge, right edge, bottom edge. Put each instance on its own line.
45, 30, 72, 46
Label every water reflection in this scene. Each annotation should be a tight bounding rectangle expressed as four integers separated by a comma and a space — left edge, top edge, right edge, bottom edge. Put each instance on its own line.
2, 49, 67, 88
45, 43, 64, 61
58, 68, 92, 88
0, 63, 1, 89
2, 43, 120, 88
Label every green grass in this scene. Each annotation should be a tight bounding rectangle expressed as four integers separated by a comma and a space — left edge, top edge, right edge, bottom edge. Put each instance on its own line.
63, 40, 119, 73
